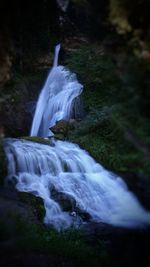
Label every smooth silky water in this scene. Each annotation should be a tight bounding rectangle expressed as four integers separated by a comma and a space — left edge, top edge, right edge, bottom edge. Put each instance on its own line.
4, 45, 150, 230
30, 44, 83, 137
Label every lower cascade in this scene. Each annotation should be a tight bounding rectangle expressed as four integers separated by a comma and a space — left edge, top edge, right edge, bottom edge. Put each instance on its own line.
4, 138, 150, 230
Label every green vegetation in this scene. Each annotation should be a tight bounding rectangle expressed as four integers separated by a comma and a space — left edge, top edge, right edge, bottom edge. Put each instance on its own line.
65, 45, 150, 174
21, 136, 51, 145
18, 192, 45, 221
22, 136, 67, 144
0, 214, 109, 267
109, 0, 150, 40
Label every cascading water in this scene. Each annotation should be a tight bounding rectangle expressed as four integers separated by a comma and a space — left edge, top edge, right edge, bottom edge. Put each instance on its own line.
4, 138, 150, 230
4, 44, 150, 230
53, 43, 61, 67
30, 44, 83, 137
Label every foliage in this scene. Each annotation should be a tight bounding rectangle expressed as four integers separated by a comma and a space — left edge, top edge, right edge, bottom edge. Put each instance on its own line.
109, 0, 132, 34
65, 45, 150, 174
109, 0, 150, 45
65, 45, 120, 106
0, 214, 109, 267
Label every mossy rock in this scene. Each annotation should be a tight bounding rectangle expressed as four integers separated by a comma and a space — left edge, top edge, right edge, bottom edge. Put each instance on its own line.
20, 136, 51, 145
20, 136, 65, 144
18, 192, 45, 222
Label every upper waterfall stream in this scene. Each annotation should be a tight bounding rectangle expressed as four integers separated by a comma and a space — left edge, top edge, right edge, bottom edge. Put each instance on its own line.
4, 45, 150, 230
30, 44, 83, 137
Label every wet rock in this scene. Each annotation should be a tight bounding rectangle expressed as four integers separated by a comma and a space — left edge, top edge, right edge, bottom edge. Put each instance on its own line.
51, 187, 76, 211
50, 119, 76, 139
51, 186, 91, 221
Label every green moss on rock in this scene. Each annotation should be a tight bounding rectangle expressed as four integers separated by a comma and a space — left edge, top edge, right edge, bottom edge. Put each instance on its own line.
18, 192, 45, 222
20, 136, 51, 145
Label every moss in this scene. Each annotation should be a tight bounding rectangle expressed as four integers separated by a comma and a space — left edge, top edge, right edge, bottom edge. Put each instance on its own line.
22, 136, 52, 144
20, 136, 51, 145
54, 134, 67, 140
70, 129, 148, 173
66, 46, 150, 174
18, 192, 45, 221
21, 136, 67, 145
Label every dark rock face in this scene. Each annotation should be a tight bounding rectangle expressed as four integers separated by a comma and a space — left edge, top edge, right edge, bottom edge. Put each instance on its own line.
2, 82, 28, 136
0, 30, 13, 86
51, 187, 76, 211
81, 221, 150, 266
118, 172, 150, 210
0, 79, 42, 137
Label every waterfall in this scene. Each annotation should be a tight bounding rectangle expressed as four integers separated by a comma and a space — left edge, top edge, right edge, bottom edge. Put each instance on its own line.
57, 0, 69, 12
4, 44, 150, 230
53, 43, 61, 67
4, 138, 150, 230
30, 44, 83, 137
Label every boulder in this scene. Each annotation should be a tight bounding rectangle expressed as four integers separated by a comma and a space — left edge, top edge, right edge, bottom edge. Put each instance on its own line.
51, 186, 91, 221
50, 119, 76, 139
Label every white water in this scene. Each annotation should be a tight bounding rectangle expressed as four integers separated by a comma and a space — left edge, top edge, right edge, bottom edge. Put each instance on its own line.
4, 44, 150, 230
30, 44, 83, 137
53, 43, 61, 67
4, 138, 150, 230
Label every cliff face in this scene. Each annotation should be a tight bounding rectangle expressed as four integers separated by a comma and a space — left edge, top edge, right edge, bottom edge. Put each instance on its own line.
0, 30, 12, 86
